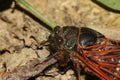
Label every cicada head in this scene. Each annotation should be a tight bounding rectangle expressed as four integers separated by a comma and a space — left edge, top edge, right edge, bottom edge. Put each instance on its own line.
48, 26, 80, 52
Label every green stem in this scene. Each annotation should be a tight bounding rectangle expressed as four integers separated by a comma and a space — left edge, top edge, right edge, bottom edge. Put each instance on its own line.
15, 0, 56, 29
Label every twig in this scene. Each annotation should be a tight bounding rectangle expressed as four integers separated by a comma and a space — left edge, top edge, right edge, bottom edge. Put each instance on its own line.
2, 58, 57, 80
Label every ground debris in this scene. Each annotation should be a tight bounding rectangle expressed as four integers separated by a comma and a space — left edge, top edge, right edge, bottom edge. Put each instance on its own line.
2, 58, 57, 80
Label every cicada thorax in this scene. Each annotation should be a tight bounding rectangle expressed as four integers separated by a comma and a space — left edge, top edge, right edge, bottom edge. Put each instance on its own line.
48, 26, 120, 80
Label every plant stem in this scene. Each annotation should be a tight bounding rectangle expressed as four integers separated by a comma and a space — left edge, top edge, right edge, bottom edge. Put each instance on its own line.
15, 0, 56, 29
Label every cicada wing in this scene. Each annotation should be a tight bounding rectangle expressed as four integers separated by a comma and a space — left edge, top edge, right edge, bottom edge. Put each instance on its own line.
91, 50, 120, 80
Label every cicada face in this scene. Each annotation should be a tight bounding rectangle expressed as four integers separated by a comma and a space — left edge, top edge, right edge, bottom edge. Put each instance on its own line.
48, 26, 120, 80
48, 26, 79, 69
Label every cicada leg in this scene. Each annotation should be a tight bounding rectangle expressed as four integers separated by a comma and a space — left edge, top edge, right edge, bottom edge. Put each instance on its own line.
0, 69, 6, 78
72, 59, 81, 80
0, 63, 6, 78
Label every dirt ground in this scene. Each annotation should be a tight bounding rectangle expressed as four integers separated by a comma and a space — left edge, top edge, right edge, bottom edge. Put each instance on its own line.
0, 0, 120, 80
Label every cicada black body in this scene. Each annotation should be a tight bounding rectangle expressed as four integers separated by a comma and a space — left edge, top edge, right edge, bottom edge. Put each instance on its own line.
47, 26, 120, 80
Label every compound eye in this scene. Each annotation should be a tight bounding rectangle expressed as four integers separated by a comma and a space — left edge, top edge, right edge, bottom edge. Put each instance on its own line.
66, 38, 77, 49
80, 32, 97, 47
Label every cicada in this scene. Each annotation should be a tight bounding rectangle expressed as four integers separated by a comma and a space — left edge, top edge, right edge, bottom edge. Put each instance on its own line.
45, 26, 120, 80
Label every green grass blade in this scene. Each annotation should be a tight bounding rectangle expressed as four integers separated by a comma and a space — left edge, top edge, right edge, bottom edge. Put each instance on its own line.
96, 0, 120, 11
15, 0, 56, 29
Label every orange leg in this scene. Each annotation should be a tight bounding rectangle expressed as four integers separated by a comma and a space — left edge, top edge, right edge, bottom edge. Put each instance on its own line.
0, 68, 6, 78
73, 60, 81, 80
